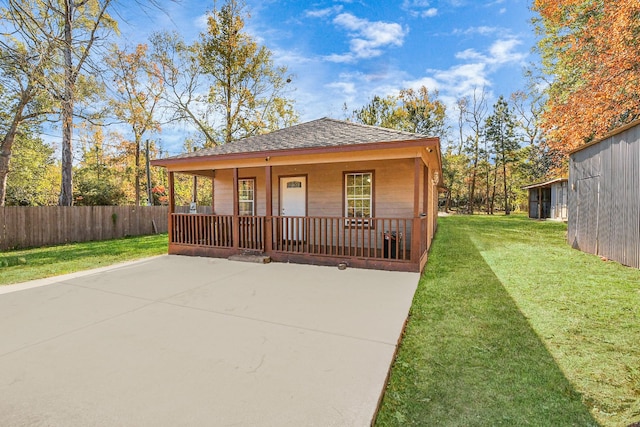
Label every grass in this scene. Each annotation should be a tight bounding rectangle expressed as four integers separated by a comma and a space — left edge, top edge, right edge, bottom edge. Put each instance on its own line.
0, 234, 168, 286
376, 214, 640, 427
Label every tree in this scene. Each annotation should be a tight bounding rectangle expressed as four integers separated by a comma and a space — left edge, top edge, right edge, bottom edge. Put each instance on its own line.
5, 132, 59, 206
73, 126, 126, 205
398, 87, 447, 138
485, 95, 520, 215
150, 30, 218, 144
106, 43, 163, 206
0, 0, 57, 206
54, 0, 117, 206
351, 86, 447, 137
463, 88, 488, 214
533, 0, 640, 152
199, 0, 296, 145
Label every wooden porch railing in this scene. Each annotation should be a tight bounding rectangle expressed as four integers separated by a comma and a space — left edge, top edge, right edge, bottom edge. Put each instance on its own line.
272, 216, 413, 261
170, 214, 426, 263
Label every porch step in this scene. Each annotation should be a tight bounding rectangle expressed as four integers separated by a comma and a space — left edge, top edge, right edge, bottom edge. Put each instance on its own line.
228, 253, 271, 264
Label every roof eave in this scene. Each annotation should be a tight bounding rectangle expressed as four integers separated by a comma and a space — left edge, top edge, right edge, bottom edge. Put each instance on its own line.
151, 137, 440, 168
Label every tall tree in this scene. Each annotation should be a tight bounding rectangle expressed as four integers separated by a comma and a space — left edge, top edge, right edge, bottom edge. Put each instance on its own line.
0, 1, 56, 206
351, 86, 447, 137
463, 88, 488, 214
55, 0, 116, 206
106, 43, 163, 205
351, 95, 402, 129
150, 30, 218, 144
398, 87, 447, 138
533, 0, 640, 151
485, 95, 520, 215
199, 0, 297, 145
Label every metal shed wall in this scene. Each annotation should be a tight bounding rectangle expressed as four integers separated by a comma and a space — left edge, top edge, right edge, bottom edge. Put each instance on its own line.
568, 123, 640, 268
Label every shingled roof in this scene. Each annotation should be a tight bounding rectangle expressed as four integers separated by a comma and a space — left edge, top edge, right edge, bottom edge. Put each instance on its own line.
166, 117, 430, 160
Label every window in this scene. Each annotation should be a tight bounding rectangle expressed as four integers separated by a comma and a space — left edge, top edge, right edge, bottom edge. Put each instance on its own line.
345, 172, 372, 222
238, 178, 255, 216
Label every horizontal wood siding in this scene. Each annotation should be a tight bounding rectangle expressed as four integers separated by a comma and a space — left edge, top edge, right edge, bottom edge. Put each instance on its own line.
209, 159, 416, 219
569, 123, 640, 268
0, 206, 168, 251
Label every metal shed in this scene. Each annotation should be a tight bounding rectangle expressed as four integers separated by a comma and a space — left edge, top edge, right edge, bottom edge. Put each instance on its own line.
568, 119, 640, 269
523, 178, 568, 221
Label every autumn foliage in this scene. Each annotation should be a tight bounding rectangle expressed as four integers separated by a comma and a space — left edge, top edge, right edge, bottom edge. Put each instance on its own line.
533, 0, 640, 152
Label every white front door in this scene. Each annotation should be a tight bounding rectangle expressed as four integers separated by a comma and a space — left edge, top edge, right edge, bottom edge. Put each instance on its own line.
280, 176, 306, 240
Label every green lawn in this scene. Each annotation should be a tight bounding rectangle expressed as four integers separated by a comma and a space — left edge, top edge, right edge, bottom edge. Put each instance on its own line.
0, 234, 168, 286
376, 214, 640, 427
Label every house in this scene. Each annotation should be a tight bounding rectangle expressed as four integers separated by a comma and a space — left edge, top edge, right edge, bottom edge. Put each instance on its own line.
151, 117, 442, 272
523, 178, 568, 221
568, 119, 640, 269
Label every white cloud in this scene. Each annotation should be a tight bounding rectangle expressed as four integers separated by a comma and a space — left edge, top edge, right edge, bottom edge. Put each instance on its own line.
305, 6, 343, 19
453, 38, 525, 66
488, 38, 526, 64
327, 13, 407, 62
421, 8, 438, 17
402, 0, 438, 18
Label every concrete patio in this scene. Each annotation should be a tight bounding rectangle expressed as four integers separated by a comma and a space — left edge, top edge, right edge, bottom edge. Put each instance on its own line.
0, 255, 418, 426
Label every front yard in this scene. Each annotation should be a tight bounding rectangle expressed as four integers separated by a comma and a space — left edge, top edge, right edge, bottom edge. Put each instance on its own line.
377, 214, 640, 427
0, 234, 168, 286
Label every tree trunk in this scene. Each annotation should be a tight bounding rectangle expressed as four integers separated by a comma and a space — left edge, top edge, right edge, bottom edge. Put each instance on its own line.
467, 136, 479, 214
59, 1, 75, 206
490, 165, 498, 215
0, 95, 30, 206
0, 138, 14, 207
135, 134, 141, 206
444, 190, 451, 213
145, 139, 153, 205
503, 159, 510, 215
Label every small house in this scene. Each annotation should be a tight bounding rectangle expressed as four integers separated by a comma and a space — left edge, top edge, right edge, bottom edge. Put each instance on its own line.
568, 119, 640, 269
523, 178, 568, 221
151, 118, 442, 272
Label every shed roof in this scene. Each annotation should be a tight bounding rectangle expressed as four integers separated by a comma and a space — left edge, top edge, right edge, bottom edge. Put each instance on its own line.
160, 117, 432, 161
569, 118, 640, 155
522, 178, 568, 190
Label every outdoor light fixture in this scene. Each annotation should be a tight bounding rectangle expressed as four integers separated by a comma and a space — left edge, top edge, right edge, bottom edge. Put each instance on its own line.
433, 171, 440, 185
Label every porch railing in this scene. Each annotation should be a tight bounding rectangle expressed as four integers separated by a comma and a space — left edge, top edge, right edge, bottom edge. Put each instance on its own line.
170, 213, 425, 263
272, 216, 412, 261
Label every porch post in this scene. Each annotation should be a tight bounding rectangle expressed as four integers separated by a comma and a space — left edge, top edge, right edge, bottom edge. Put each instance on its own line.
537, 188, 542, 219
411, 158, 421, 264
423, 165, 431, 250
211, 170, 216, 213
232, 168, 239, 249
168, 171, 175, 243
264, 165, 273, 253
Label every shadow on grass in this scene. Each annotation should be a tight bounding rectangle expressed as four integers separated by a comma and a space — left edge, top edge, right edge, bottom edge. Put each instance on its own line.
376, 218, 598, 426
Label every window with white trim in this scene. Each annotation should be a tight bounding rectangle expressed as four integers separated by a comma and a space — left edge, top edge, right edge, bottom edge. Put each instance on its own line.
238, 178, 255, 216
345, 172, 372, 222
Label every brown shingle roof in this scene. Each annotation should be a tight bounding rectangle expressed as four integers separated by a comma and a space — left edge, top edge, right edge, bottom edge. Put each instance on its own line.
167, 117, 429, 160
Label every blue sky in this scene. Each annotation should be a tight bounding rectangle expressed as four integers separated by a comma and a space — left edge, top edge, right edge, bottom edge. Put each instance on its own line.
116, 0, 537, 153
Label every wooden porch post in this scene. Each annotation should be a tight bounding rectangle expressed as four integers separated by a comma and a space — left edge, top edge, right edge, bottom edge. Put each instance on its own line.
168, 171, 175, 243
423, 165, 431, 250
264, 165, 273, 253
211, 170, 216, 213
537, 188, 542, 219
232, 168, 239, 249
411, 158, 421, 264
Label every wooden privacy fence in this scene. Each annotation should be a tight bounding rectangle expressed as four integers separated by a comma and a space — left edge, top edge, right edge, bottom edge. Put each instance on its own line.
0, 206, 169, 251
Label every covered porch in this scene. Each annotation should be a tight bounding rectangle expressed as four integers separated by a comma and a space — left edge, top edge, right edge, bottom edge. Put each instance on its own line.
154, 118, 442, 272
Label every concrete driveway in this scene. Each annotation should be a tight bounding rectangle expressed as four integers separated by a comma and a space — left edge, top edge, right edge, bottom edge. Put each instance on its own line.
0, 255, 418, 426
